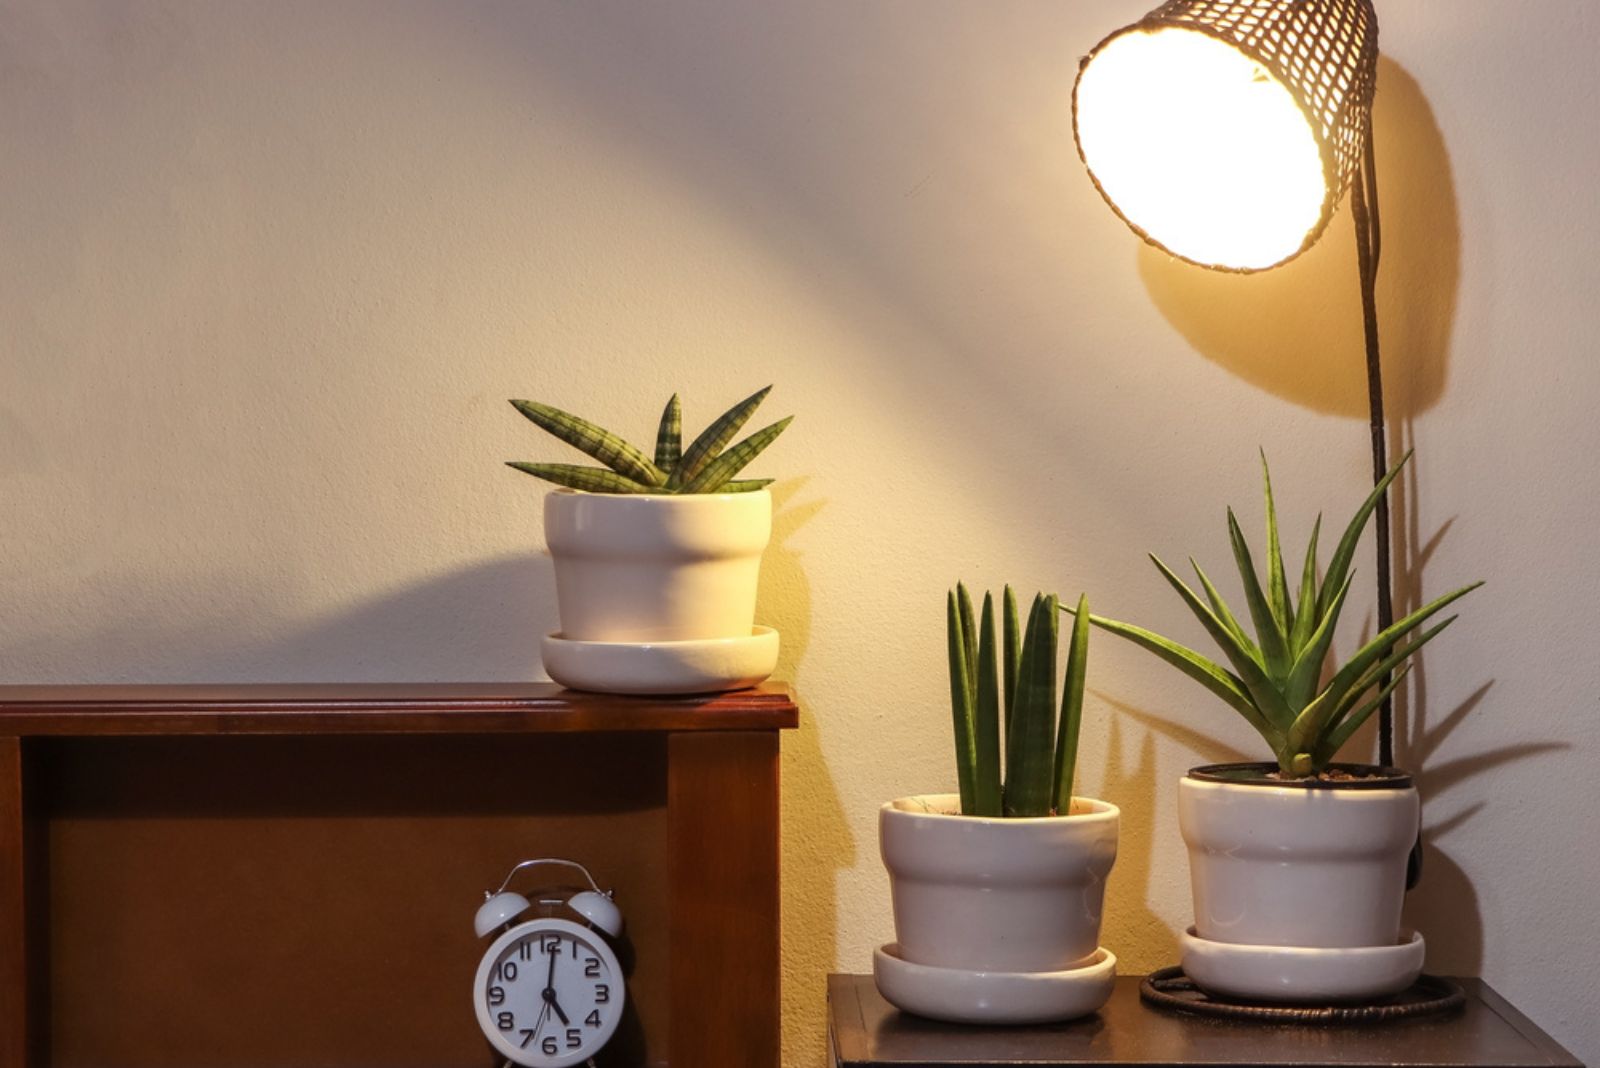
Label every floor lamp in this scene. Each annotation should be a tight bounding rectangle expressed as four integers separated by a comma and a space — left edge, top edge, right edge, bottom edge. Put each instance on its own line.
1071, 0, 1402, 767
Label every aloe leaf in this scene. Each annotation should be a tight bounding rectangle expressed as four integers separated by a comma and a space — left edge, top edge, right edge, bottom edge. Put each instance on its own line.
1261, 452, 1294, 638
505, 463, 652, 493
973, 593, 1004, 816
1319, 451, 1411, 619
1317, 664, 1413, 765
947, 589, 978, 814
654, 394, 682, 472
1006, 594, 1058, 817
1051, 594, 1090, 815
1289, 514, 1324, 656
1191, 557, 1260, 665
1065, 603, 1282, 750
1227, 508, 1291, 681
1003, 586, 1021, 744
678, 416, 792, 493
509, 400, 667, 486
1150, 554, 1295, 731
721, 479, 773, 493
669, 385, 772, 488
1282, 570, 1354, 713
1287, 583, 1481, 755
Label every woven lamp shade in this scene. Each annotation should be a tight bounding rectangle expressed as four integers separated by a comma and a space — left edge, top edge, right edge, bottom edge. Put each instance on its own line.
1072, 0, 1378, 272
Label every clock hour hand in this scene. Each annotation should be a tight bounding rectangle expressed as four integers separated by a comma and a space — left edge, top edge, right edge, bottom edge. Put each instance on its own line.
542, 986, 571, 1026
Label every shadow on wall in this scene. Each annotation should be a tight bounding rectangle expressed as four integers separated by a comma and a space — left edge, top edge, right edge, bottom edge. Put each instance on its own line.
1138, 60, 1457, 420
0, 555, 557, 683
757, 482, 851, 1068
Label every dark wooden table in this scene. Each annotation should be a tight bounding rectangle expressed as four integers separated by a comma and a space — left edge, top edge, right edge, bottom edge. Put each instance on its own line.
0, 683, 798, 1068
828, 974, 1584, 1068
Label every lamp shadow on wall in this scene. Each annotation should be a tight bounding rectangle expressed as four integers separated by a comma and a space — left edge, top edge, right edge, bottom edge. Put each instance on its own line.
1137, 59, 1456, 421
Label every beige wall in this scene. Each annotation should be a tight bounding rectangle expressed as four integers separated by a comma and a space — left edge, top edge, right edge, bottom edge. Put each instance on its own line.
3, 1, 1597, 1063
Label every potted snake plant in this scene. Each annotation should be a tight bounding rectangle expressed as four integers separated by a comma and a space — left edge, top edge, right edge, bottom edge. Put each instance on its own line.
876, 585, 1118, 1024
507, 387, 791, 693
1074, 452, 1480, 1002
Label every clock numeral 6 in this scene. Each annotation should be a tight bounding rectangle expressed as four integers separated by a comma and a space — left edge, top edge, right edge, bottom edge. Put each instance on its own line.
584, 957, 601, 978
496, 1011, 515, 1031
567, 1028, 582, 1049
541, 1036, 559, 1056
488, 985, 505, 1006
595, 984, 609, 1004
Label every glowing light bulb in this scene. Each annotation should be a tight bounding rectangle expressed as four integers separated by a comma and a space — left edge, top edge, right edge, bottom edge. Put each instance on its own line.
1074, 26, 1331, 272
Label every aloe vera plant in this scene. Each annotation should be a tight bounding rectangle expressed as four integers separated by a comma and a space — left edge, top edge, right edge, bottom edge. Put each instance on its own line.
948, 584, 1092, 817
507, 386, 791, 494
1069, 452, 1481, 779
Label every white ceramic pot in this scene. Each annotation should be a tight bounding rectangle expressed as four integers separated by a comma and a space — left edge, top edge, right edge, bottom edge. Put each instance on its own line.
1178, 763, 1419, 949
544, 489, 772, 642
879, 794, 1119, 973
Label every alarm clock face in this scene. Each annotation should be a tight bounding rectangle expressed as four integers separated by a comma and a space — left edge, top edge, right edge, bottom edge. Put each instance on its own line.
473, 916, 625, 1067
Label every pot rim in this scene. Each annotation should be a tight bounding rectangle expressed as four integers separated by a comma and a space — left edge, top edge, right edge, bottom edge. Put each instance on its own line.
1186, 761, 1413, 790
882, 793, 1119, 825
547, 487, 772, 504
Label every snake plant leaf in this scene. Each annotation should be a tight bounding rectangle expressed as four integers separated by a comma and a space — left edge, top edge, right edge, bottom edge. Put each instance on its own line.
1227, 507, 1291, 682
1319, 451, 1411, 619
1191, 557, 1260, 664
973, 593, 1004, 817
654, 394, 682, 472
1006, 594, 1058, 817
678, 416, 793, 493
1289, 513, 1324, 656
1334, 615, 1459, 726
1150, 554, 1295, 732
1003, 585, 1021, 740
721, 479, 774, 493
670, 385, 772, 488
957, 583, 978, 707
509, 400, 667, 487
505, 463, 652, 494
1282, 570, 1355, 712
1261, 451, 1294, 639
1067, 603, 1282, 750
1287, 582, 1481, 755
947, 589, 978, 814
1051, 594, 1090, 815
1317, 664, 1413, 765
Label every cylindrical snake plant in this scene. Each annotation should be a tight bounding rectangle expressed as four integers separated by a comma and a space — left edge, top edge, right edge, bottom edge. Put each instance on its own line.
507, 386, 791, 494
948, 584, 1092, 818
1067, 451, 1482, 778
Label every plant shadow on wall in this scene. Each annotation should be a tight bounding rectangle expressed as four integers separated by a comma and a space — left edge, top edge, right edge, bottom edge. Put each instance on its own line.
1138, 60, 1455, 420
754, 480, 849, 1068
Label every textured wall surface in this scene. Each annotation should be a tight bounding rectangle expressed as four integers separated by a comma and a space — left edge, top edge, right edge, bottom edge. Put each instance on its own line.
2, 1, 1597, 1064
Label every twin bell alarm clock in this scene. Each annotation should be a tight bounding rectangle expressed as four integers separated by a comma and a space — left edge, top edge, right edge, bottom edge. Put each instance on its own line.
472, 859, 626, 1068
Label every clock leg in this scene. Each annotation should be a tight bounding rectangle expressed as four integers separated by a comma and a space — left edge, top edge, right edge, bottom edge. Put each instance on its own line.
667, 730, 781, 1068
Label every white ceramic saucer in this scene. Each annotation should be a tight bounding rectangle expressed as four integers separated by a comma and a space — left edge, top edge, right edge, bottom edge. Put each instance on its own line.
1181, 927, 1425, 1003
872, 943, 1116, 1025
540, 626, 779, 695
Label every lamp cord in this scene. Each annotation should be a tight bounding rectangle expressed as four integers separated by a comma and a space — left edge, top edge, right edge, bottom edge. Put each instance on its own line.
1349, 130, 1395, 769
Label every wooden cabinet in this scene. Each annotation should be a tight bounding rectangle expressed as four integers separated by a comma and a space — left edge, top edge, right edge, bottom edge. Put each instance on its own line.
0, 683, 797, 1068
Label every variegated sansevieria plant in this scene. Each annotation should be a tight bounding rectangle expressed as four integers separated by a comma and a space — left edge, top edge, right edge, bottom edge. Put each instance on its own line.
948, 584, 1092, 817
1068, 452, 1481, 779
507, 386, 791, 494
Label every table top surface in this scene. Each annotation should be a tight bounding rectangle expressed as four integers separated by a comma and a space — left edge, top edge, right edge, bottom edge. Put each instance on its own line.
0, 681, 798, 735
828, 974, 1583, 1068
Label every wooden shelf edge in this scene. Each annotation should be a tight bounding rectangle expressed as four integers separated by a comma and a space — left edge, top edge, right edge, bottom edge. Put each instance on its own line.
0, 682, 798, 736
